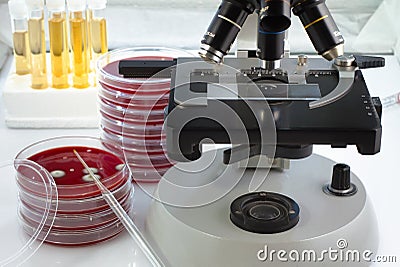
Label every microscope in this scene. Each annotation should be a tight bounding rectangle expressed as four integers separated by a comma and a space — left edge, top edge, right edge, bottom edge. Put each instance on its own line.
133, 0, 385, 266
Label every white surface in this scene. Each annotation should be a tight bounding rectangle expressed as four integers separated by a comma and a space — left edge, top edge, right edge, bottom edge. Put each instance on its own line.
0, 54, 399, 266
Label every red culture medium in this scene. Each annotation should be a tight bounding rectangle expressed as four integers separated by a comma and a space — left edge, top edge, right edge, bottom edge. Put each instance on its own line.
16, 140, 134, 246
98, 52, 177, 182
18, 146, 127, 199
28, 146, 123, 186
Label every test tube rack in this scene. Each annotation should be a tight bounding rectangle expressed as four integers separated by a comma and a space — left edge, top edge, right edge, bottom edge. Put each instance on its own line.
3, 56, 99, 128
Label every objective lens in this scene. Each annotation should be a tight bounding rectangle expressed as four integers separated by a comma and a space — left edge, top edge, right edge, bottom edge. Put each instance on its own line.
292, 0, 344, 60
199, 0, 255, 64
257, 28, 285, 61
257, 0, 290, 63
260, 0, 291, 32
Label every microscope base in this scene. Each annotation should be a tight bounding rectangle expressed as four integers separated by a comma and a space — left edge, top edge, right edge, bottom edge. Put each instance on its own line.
146, 151, 378, 266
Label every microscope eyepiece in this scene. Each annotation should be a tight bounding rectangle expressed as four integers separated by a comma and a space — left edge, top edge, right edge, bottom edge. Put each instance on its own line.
292, 0, 344, 60
199, 0, 255, 64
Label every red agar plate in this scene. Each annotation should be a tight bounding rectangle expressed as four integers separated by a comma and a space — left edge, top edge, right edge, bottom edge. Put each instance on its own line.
15, 137, 129, 199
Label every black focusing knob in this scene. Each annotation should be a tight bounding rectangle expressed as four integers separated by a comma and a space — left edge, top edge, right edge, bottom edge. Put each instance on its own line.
324, 163, 357, 196
230, 192, 300, 234
331, 163, 351, 190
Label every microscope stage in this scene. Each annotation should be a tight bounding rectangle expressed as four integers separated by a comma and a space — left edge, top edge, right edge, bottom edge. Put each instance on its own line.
166, 57, 382, 161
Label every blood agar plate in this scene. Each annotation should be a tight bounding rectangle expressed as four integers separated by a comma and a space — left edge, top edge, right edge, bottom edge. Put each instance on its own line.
100, 118, 164, 138
0, 160, 57, 266
97, 47, 192, 182
99, 88, 170, 108
99, 98, 166, 121
19, 191, 132, 230
15, 136, 129, 199
14, 136, 134, 246
18, 177, 132, 214
19, 213, 126, 246
100, 130, 166, 152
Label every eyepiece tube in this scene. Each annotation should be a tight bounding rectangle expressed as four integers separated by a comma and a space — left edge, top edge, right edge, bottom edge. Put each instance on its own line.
259, 0, 291, 32
292, 0, 344, 60
199, 0, 255, 64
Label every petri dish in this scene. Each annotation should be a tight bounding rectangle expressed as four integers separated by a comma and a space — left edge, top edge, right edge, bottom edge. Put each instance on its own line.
0, 160, 57, 266
103, 112, 164, 126
129, 166, 172, 183
97, 47, 193, 182
100, 119, 164, 138
14, 137, 135, 246
98, 80, 171, 95
19, 211, 128, 246
100, 130, 166, 152
18, 176, 132, 214
127, 154, 173, 169
99, 82, 170, 100
20, 191, 133, 230
98, 87, 170, 108
99, 99, 166, 122
15, 136, 130, 200
99, 109, 164, 126
96, 47, 193, 93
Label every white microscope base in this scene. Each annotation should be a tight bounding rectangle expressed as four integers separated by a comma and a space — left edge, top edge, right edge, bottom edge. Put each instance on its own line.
146, 151, 378, 266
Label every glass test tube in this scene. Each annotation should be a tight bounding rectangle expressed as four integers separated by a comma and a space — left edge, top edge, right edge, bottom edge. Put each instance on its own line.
87, 0, 108, 85
26, 0, 47, 89
47, 0, 69, 88
86, 7, 92, 62
87, 0, 108, 63
382, 92, 400, 108
8, 0, 30, 75
68, 0, 90, 89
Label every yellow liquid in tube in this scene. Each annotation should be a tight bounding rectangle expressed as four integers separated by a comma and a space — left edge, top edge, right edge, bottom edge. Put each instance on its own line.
49, 14, 69, 88
87, 9, 92, 61
90, 17, 107, 85
28, 17, 47, 89
13, 31, 30, 75
91, 18, 107, 55
70, 12, 89, 89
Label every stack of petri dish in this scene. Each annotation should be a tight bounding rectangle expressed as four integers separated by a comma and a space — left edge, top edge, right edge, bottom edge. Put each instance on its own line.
97, 47, 191, 182
15, 136, 133, 246
0, 160, 57, 265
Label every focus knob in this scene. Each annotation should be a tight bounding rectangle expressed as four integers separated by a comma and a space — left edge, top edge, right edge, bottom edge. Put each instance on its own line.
331, 163, 351, 190
323, 163, 357, 196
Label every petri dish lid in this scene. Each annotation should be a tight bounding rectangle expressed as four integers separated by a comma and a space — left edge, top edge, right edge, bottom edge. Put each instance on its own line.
96, 47, 194, 87
0, 159, 57, 266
